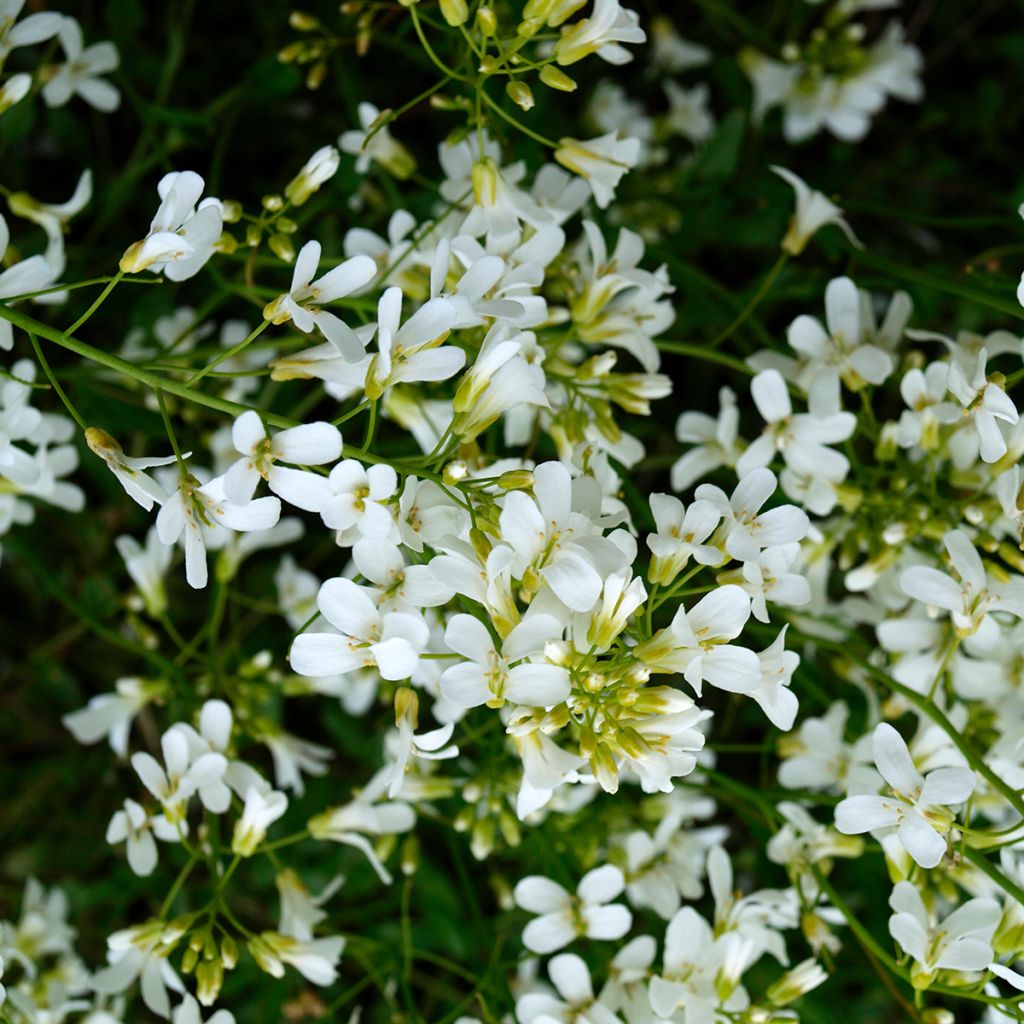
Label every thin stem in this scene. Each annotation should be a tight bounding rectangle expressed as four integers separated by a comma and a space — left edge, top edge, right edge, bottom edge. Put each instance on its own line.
160, 853, 201, 919
64, 270, 124, 337
186, 319, 270, 385
27, 332, 86, 430
155, 389, 187, 470
478, 86, 558, 148
706, 252, 787, 349
653, 339, 753, 375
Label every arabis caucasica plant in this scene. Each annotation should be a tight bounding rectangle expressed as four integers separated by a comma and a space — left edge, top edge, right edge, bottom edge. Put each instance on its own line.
3, 3, 1024, 1023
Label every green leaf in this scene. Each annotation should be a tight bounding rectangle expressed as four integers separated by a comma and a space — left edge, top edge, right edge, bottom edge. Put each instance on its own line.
691, 108, 746, 183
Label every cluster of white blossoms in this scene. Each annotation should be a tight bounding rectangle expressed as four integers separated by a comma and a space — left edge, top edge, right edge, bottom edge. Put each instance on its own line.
740, 0, 923, 142
7, 0, 1024, 1021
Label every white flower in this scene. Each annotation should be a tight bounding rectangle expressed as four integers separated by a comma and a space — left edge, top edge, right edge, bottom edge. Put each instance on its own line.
250, 932, 345, 987
261, 727, 332, 795
222, 410, 340, 512
276, 869, 343, 941
106, 799, 179, 876
772, 165, 861, 256
284, 145, 340, 206
695, 467, 809, 563
91, 922, 184, 1018
646, 493, 721, 583
263, 241, 376, 360
739, 542, 811, 622
889, 881, 1000, 985
168, 699, 235, 811
339, 102, 415, 179
42, 17, 120, 111
430, 239, 525, 328
650, 18, 710, 74
386, 687, 457, 797
767, 800, 863, 869
785, 276, 895, 415
555, 133, 641, 209
835, 722, 975, 868
586, 569, 647, 650
517, 953, 621, 1024
232, 786, 288, 856
946, 348, 1019, 463
498, 460, 627, 613
614, 695, 711, 794
86, 428, 175, 511
117, 529, 174, 617
308, 769, 415, 883
0, 214, 60, 350
739, 368, 856, 488
8, 169, 92, 270
120, 171, 223, 280
647, 906, 720, 1020
554, 0, 646, 66
901, 529, 1024, 648
349, 540, 450, 616
452, 325, 549, 440
0, 2, 63, 61
155, 472, 281, 589
750, 626, 800, 730
742, 22, 922, 143
130, 727, 228, 825
320, 459, 397, 539
441, 612, 570, 709
514, 865, 632, 954
778, 701, 858, 791
897, 362, 959, 449
290, 577, 428, 681
663, 80, 715, 144
63, 677, 160, 757
671, 387, 742, 491
635, 585, 760, 697
364, 286, 462, 399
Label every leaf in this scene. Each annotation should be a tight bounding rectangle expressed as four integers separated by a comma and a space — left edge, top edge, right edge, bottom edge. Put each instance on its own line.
691, 109, 746, 183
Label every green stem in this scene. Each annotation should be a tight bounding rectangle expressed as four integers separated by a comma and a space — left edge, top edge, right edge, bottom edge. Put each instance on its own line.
156, 389, 187, 469
185, 318, 270, 385
653, 339, 753, 375
27, 331, 86, 430
160, 853, 200, 919
64, 270, 124, 337
479, 86, 558, 148
706, 252, 787, 349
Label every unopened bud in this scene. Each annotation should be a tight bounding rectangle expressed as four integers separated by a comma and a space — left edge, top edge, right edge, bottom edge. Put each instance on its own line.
289, 11, 320, 30
539, 65, 577, 92
506, 80, 535, 111
268, 233, 295, 263
439, 0, 468, 26
476, 6, 497, 34
220, 199, 242, 223
497, 469, 534, 491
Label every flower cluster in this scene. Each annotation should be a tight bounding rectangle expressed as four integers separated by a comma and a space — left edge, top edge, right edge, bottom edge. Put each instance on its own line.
5, 1, 1024, 1023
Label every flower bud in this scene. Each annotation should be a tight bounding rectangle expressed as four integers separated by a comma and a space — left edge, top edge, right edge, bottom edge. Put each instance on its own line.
289, 11, 320, 30
539, 65, 577, 92
284, 146, 340, 206
506, 81, 535, 111
268, 233, 295, 263
476, 6, 497, 34
439, 0, 468, 26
